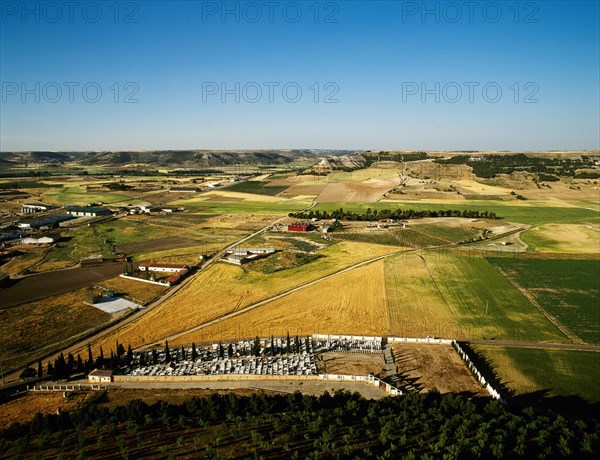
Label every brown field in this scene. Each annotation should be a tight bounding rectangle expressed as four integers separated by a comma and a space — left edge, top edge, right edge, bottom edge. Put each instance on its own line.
392, 343, 488, 396
0, 263, 130, 308
92, 242, 400, 352
116, 236, 199, 254
97, 276, 169, 305
280, 182, 328, 197
203, 213, 282, 230
0, 288, 111, 371
175, 259, 390, 345
0, 392, 95, 430
318, 352, 387, 376
316, 178, 399, 202
1, 247, 46, 276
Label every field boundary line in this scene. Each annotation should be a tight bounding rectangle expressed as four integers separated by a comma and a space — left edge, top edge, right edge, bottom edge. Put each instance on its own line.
139, 249, 408, 349
489, 263, 584, 345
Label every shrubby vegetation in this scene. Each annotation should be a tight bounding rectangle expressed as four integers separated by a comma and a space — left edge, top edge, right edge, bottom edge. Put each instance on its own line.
290, 208, 498, 221
1, 390, 598, 459
363, 151, 429, 167
434, 154, 598, 179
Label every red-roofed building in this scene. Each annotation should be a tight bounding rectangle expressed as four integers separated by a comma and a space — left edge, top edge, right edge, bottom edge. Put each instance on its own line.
287, 222, 311, 232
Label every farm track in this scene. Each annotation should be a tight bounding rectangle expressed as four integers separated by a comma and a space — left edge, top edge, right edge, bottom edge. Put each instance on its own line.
469, 340, 600, 352
139, 228, 530, 349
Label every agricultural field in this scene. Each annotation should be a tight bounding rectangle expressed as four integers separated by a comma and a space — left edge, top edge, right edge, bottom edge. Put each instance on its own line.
384, 252, 566, 342
489, 258, 600, 344
473, 346, 600, 403
169, 191, 310, 214
0, 392, 96, 430
97, 276, 169, 305
177, 259, 390, 344
93, 241, 401, 351
36, 214, 246, 268
41, 183, 144, 206
316, 179, 400, 202
0, 288, 111, 371
336, 219, 486, 249
521, 223, 600, 253
225, 180, 289, 196
314, 201, 600, 226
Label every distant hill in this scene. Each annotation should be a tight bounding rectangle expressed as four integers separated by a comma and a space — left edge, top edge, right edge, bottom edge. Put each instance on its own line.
0, 150, 361, 168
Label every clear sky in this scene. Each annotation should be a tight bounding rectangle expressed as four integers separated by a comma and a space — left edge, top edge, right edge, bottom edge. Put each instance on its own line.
1, 0, 599, 151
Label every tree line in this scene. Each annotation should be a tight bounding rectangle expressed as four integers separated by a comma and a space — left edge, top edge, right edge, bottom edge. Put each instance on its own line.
290, 208, 499, 221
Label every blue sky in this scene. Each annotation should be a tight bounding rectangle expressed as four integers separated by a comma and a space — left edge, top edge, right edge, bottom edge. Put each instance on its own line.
1, 0, 599, 151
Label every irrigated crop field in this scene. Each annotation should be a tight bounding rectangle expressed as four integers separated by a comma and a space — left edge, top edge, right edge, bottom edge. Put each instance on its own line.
473, 346, 600, 403
489, 258, 600, 343
384, 252, 567, 342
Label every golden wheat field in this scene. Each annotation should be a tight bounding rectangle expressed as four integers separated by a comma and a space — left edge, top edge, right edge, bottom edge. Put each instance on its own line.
93, 241, 402, 352
174, 259, 390, 344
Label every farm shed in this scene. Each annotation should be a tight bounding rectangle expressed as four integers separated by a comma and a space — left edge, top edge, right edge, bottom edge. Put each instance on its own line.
18, 234, 59, 245
66, 206, 111, 217
138, 263, 188, 272
287, 222, 311, 232
17, 214, 73, 229
88, 369, 113, 383
21, 204, 55, 213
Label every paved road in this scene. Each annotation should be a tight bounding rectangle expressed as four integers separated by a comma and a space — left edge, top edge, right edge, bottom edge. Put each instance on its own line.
470, 340, 600, 352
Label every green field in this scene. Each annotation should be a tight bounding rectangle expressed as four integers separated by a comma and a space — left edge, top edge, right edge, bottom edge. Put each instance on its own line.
226, 181, 289, 196
384, 252, 566, 342
336, 222, 482, 249
43, 184, 144, 206
314, 201, 600, 226
42, 215, 245, 265
170, 198, 310, 214
474, 346, 600, 402
489, 258, 600, 343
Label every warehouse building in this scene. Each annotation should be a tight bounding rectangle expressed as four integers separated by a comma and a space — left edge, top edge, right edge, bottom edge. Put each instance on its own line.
287, 222, 311, 232
66, 206, 111, 217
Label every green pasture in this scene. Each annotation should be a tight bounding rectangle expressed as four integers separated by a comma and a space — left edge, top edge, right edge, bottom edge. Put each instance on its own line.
475, 346, 600, 402
489, 258, 600, 343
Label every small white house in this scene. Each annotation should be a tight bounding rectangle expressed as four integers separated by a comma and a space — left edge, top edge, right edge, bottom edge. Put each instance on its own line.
88, 369, 113, 383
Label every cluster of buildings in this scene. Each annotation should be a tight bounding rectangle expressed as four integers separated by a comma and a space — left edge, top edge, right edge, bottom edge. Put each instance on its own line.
223, 247, 275, 265
126, 263, 190, 286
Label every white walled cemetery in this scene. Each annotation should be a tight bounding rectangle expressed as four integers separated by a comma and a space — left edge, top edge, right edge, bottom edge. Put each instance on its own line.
114, 335, 502, 401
